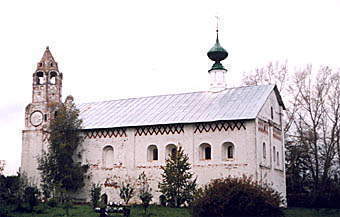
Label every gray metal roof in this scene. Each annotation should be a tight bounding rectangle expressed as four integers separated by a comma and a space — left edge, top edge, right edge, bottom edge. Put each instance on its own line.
78, 84, 283, 129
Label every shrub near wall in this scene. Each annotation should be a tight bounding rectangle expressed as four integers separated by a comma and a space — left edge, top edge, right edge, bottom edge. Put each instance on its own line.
191, 176, 284, 217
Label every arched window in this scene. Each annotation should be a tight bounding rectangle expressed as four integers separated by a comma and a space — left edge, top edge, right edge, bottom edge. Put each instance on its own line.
36, 71, 44, 85
49, 71, 57, 84
199, 143, 211, 160
273, 146, 276, 162
263, 142, 266, 159
277, 152, 280, 166
147, 145, 158, 161
222, 142, 234, 160
101, 193, 108, 205
103, 146, 114, 168
166, 144, 177, 159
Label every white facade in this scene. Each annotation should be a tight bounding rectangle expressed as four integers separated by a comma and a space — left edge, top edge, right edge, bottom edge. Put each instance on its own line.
74, 91, 286, 203
21, 47, 286, 205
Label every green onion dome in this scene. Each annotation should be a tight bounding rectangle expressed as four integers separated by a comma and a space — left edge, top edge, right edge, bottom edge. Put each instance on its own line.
207, 31, 228, 62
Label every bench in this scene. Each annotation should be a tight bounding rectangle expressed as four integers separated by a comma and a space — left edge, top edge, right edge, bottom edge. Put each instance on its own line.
94, 202, 130, 217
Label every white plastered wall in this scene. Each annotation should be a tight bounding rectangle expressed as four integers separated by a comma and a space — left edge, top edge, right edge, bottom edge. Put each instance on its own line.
256, 90, 286, 205
79, 120, 264, 204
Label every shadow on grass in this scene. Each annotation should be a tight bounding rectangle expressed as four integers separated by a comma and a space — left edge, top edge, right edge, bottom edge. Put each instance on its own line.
10, 205, 340, 217
284, 207, 340, 217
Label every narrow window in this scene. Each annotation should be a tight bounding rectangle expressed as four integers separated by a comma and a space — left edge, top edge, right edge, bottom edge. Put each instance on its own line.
277, 152, 280, 166
205, 146, 211, 160
38, 62, 43, 67
263, 143, 266, 159
153, 148, 158, 160
279, 112, 282, 124
227, 146, 233, 158
44, 114, 47, 122
200, 143, 211, 160
36, 71, 45, 85
50, 62, 54, 67
54, 111, 58, 118
271, 107, 274, 120
49, 71, 57, 85
222, 142, 234, 160
273, 146, 276, 162
103, 146, 114, 168
147, 145, 158, 161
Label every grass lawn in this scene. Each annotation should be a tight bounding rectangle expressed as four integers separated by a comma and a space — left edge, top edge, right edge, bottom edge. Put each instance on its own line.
283, 207, 340, 217
11, 205, 191, 217
10, 205, 340, 217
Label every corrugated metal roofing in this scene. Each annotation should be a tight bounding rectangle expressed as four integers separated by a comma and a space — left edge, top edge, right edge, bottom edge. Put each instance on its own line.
78, 84, 280, 129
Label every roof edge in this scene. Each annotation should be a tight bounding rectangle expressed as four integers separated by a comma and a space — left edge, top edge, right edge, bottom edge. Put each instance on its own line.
273, 85, 286, 110
252, 84, 286, 120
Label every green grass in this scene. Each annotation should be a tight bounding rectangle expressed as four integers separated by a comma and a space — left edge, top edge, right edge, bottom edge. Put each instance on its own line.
11, 205, 97, 217
10, 205, 340, 217
283, 207, 340, 217
11, 205, 190, 217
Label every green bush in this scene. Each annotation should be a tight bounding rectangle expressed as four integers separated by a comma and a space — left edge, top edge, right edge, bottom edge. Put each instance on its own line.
90, 183, 101, 208
47, 197, 59, 207
311, 184, 340, 209
0, 201, 13, 217
287, 183, 340, 209
159, 195, 166, 207
287, 193, 311, 207
0, 174, 40, 213
33, 203, 48, 214
23, 186, 40, 212
191, 176, 284, 217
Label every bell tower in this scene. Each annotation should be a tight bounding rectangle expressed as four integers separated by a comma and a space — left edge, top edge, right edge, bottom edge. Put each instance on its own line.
207, 28, 228, 92
21, 47, 63, 184
32, 46, 62, 104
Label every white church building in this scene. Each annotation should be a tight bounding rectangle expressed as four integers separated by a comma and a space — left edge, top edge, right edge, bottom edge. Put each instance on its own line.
21, 31, 286, 203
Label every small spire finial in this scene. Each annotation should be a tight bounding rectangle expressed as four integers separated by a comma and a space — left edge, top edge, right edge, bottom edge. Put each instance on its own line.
215, 16, 219, 32
207, 16, 228, 71
215, 16, 220, 43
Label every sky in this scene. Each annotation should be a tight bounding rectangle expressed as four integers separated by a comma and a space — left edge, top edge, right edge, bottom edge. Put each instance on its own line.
1, 0, 340, 175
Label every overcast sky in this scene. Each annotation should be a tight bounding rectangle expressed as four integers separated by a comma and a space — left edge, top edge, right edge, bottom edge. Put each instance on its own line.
1, 0, 340, 175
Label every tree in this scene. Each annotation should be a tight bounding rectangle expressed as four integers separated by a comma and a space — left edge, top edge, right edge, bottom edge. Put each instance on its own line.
119, 182, 134, 205
290, 66, 340, 196
158, 146, 197, 207
0, 160, 5, 175
138, 172, 153, 214
0, 173, 40, 214
243, 62, 340, 207
38, 101, 88, 204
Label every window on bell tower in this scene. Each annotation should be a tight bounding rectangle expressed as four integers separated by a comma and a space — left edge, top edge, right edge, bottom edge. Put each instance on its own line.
49, 71, 57, 85
36, 71, 45, 85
